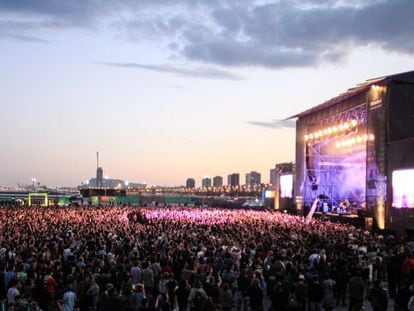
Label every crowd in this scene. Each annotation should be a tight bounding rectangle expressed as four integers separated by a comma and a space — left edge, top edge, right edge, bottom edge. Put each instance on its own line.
0, 206, 414, 311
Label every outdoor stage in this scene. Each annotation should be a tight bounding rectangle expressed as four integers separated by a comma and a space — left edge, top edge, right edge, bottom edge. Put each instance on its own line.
290, 70, 414, 233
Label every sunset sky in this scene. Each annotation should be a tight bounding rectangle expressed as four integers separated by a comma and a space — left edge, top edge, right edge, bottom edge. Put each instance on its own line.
1, 0, 414, 187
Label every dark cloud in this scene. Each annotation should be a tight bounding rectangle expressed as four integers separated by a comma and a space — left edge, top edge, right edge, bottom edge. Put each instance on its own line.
248, 119, 296, 129
1, 0, 414, 68
98, 62, 244, 80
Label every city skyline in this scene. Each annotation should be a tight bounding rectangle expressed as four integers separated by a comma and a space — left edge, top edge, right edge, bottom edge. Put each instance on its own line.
1, 0, 414, 187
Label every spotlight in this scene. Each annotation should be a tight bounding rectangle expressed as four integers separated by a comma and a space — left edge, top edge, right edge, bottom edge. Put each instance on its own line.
351, 137, 356, 144
327, 127, 333, 134
339, 124, 344, 130
364, 134, 368, 141
309, 134, 314, 139
335, 142, 341, 148
305, 135, 309, 141
323, 129, 328, 135
357, 136, 362, 143
369, 134, 375, 141
333, 126, 338, 132
351, 119, 357, 127
344, 122, 350, 129
318, 130, 323, 137
347, 140, 352, 146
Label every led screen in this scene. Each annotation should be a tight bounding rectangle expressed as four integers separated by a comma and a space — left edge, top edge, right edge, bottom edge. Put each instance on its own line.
280, 174, 293, 198
264, 190, 275, 199
392, 169, 414, 208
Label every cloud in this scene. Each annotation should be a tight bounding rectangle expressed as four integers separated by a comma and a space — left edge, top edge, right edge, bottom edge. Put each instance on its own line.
3, 34, 51, 43
1, 0, 414, 67
248, 119, 296, 129
98, 62, 244, 80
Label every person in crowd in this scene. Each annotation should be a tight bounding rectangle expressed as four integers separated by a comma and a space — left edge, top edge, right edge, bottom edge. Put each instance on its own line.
348, 272, 365, 311
0, 205, 412, 311
367, 280, 388, 311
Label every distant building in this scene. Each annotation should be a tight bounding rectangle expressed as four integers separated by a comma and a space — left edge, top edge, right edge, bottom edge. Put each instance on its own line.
186, 178, 196, 189
213, 176, 223, 187
246, 171, 261, 186
96, 167, 103, 188
202, 177, 212, 189
270, 168, 277, 185
228, 173, 240, 187
87, 177, 130, 189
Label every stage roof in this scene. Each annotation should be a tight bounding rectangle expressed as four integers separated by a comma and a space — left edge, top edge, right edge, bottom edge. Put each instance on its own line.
287, 70, 414, 120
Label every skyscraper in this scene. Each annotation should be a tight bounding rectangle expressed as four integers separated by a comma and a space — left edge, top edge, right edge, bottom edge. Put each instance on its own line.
270, 168, 277, 185
186, 178, 195, 189
246, 171, 261, 186
202, 177, 212, 189
228, 173, 240, 186
213, 176, 223, 187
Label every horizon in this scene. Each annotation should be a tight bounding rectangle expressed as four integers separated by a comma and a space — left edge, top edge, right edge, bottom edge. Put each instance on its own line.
1, 0, 414, 187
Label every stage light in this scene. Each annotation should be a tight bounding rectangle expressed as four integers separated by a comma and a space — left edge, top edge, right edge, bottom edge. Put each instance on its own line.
346, 139, 352, 146
351, 119, 357, 127
369, 134, 375, 141
351, 137, 356, 144
341, 141, 347, 147
344, 122, 350, 129
318, 130, 323, 137
333, 126, 338, 132
305, 135, 309, 141
335, 142, 341, 148
327, 127, 333, 134
357, 136, 362, 143
309, 133, 314, 139
364, 134, 368, 141
339, 124, 344, 130
323, 129, 328, 135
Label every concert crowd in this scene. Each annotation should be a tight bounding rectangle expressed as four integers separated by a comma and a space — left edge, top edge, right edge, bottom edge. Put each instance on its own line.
1, 206, 414, 311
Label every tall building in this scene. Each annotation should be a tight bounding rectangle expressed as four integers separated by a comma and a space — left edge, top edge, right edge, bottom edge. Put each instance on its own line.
228, 173, 240, 186
96, 152, 103, 188
246, 171, 261, 186
213, 176, 223, 187
202, 177, 212, 189
96, 167, 103, 188
245, 173, 251, 185
186, 178, 195, 189
270, 168, 277, 185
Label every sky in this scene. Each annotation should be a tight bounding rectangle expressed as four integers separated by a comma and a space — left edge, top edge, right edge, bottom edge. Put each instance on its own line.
1, 0, 414, 187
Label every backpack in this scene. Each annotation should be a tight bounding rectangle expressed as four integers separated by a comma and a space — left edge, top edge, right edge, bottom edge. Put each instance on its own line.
288, 292, 298, 308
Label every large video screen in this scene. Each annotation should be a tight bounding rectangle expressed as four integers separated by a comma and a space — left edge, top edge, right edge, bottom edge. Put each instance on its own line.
392, 169, 414, 208
280, 174, 293, 198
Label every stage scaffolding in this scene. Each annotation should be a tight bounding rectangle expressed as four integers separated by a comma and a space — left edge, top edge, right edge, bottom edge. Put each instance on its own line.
302, 104, 371, 209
